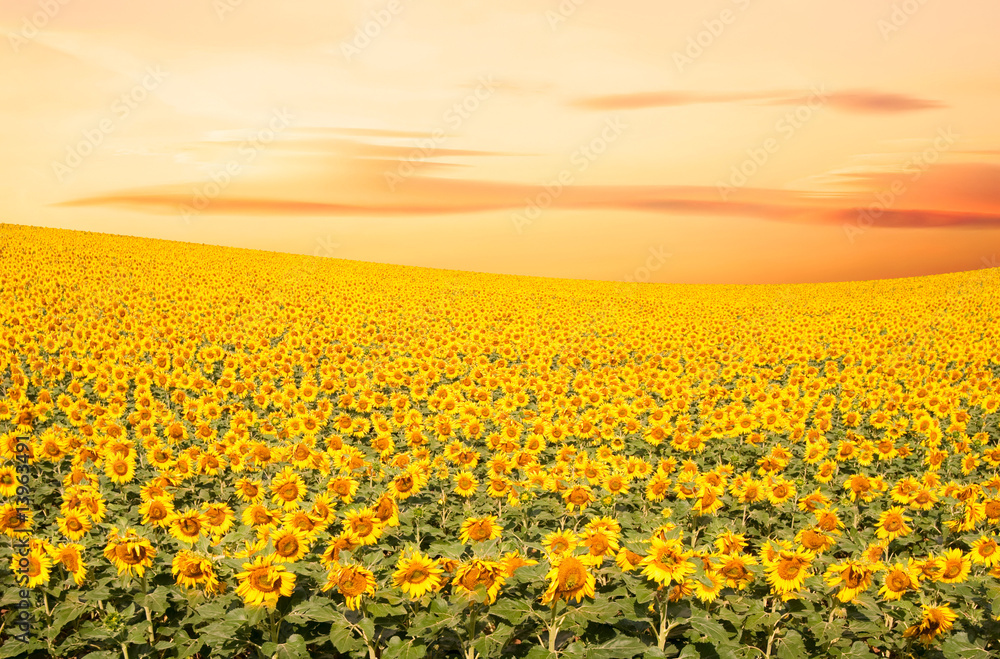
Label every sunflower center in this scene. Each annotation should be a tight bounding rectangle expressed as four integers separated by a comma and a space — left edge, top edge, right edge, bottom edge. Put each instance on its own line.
276, 536, 300, 557
407, 568, 428, 584
113, 462, 129, 475
887, 571, 911, 591
776, 559, 802, 580
942, 561, 962, 579
180, 518, 201, 535
883, 516, 902, 532
340, 571, 367, 596
279, 483, 300, 501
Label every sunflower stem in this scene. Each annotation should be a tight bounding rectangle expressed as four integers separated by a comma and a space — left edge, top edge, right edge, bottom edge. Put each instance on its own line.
141, 572, 155, 645
546, 601, 560, 653
120, 642, 130, 659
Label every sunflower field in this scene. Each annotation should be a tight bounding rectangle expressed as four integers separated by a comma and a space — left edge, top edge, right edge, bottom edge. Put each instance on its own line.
1, 223, 1000, 659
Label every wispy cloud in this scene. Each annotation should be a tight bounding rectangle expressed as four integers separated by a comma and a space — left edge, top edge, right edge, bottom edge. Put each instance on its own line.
572, 88, 946, 113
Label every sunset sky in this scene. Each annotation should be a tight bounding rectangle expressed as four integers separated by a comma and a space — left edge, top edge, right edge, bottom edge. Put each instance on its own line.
2, 0, 999, 284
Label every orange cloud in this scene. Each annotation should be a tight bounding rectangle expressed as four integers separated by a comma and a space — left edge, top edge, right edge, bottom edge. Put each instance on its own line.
572, 88, 945, 113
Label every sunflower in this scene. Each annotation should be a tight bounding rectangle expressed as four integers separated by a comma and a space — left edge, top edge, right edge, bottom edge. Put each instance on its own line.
764, 550, 814, 598
717, 554, 756, 591
322, 564, 376, 610
169, 509, 206, 544
482, 550, 526, 577
269, 468, 307, 509
876, 507, 913, 542
878, 561, 920, 600
49, 543, 87, 586
690, 485, 724, 516
543, 529, 579, 558
0, 503, 33, 538
135, 497, 173, 529
235, 478, 265, 504
459, 516, 503, 544
453, 471, 479, 497
765, 478, 796, 507
172, 550, 223, 594
57, 511, 92, 541
104, 455, 136, 484
242, 504, 282, 530
641, 537, 695, 587
372, 493, 400, 528
11, 545, 52, 588
393, 551, 444, 600
327, 476, 359, 504
795, 528, 835, 554
823, 560, 877, 603
714, 531, 748, 555
320, 532, 361, 567
0, 466, 19, 497
903, 605, 958, 645
969, 536, 999, 567
693, 569, 724, 603
562, 485, 596, 512
342, 508, 384, 545
235, 554, 296, 609
202, 503, 235, 536
936, 548, 970, 584
453, 559, 506, 604
581, 525, 620, 560
541, 554, 598, 604
615, 547, 645, 572
103, 527, 156, 577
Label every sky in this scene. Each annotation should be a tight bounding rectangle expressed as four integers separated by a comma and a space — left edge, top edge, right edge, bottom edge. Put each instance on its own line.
2, 0, 999, 284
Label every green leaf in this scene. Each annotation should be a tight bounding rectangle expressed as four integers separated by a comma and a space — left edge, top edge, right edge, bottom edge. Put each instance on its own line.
941, 632, 991, 659
777, 629, 807, 659
330, 623, 364, 654
276, 633, 310, 659
525, 646, 557, 659
490, 598, 533, 625
382, 636, 427, 659
50, 599, 89, 637
834, 641, 875, 659
687, 615, 734, 646
139, 586, 170, 616
588, 635, 650, 659
286, 599, 340, 624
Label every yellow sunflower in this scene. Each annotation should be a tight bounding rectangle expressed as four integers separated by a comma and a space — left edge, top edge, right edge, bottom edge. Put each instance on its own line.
903, 605, 958, 645
641, 537, 695, 587
270, 526, 310, 563
823, 560, 878, 603
172, 550, 223, 594
103, 527, 156, 577
764, 550, 814, 598
459, 516, 503, 544
878, 561, 920, 601
393, 551, 444, 600
936, 548, 970, 584
322, 564, 377, 610
541, 553, 598, 604
453, 559, 506, 604
876, 507, 913, 542
235, 554, 296, 609
168, 509, 206, 545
